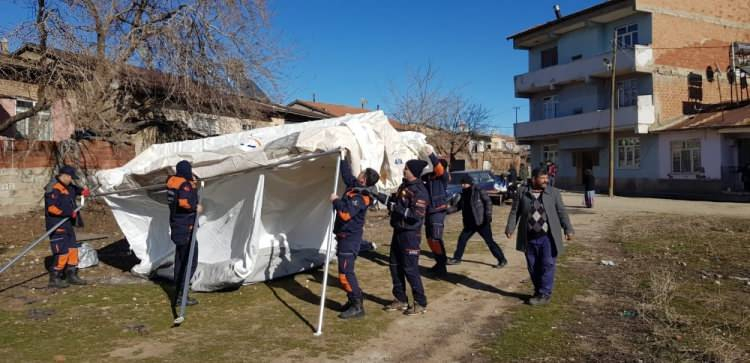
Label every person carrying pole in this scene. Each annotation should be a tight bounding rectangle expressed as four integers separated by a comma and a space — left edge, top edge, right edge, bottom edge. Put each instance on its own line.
329, 149, 380, 320
44, 165, 90, 288
421, 144, 450, 277
377, 159, 430, 316
166, 160, 203, 307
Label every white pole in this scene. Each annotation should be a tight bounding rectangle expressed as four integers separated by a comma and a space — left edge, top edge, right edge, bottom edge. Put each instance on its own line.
314, 152, 341, 336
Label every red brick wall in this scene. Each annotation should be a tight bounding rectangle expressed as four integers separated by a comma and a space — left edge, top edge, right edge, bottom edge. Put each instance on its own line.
0, 140, 135, 170
646, 1, 750, 122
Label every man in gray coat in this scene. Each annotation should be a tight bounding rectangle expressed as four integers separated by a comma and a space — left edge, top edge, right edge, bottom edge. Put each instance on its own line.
505, 168, 574, 305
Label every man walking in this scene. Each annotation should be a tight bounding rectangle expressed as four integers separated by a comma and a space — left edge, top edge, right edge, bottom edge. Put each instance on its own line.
44, 165, 90, 288
166, 160, 203, 307
446, 176, 508, 268
330, 151, 380, 319
583, 169, 595, 208
547, 161, 558, 187
505, 168, 574, 305
378, 159, 430, 315
421, 145, 450, 277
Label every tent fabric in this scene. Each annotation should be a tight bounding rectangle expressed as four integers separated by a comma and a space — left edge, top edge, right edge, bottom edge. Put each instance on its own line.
95, 111, 430, 291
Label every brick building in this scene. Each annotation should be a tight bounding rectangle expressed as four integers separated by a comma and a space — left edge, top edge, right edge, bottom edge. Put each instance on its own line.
509, 0, 750, 200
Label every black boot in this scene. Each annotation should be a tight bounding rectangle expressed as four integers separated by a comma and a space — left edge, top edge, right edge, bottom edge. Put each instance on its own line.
48, 270, 69, 289
65, 266, 88, 285
338, 298, 365, 320
427, 263, 448, 277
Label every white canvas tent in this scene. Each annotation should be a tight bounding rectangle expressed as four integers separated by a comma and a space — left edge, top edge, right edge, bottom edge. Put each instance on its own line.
95, 111, 429, 291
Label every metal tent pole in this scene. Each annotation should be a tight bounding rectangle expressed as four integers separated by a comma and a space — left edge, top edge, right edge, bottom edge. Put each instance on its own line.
314, 153, 342, 336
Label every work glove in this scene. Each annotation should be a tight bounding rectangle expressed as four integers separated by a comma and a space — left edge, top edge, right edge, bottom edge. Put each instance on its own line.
423, 144, 435, 156
82, 187, 91, 197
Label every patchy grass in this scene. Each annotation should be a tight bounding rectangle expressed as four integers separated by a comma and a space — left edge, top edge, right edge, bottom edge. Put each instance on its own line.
617, 215, 750, 362
477, 214, 750, 363
0, 208, 497, 362
479, 245, 589, 362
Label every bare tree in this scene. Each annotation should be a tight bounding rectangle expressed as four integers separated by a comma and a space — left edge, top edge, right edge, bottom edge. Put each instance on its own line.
389, 65, 489, 162
0, 0, 282, 143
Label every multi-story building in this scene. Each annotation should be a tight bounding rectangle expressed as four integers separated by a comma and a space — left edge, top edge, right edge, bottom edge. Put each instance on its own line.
509, 0, 750, 199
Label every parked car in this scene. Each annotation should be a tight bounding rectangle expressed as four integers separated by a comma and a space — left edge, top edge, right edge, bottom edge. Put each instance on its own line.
447, 170, 503, 205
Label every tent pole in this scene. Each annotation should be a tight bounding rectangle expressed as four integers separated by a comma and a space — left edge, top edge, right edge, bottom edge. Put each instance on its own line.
93, 150, 343, 199
314, 152, 341, 336
0, 196, 85, 275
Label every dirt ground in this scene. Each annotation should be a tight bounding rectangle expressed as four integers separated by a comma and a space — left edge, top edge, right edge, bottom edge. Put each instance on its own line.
1, 194, 749, 362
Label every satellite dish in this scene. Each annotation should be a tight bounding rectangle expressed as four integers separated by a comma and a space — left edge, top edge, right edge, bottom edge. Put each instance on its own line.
706, 66, 714, 82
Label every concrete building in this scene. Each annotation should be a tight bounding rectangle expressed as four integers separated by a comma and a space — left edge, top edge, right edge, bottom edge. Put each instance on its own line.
509, 0, 750, 200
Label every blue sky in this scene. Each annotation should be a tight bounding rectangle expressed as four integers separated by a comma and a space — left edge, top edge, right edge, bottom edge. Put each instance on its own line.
0, 0, 601, 134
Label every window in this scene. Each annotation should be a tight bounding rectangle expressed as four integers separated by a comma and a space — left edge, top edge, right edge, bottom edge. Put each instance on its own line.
617, 137, 640, 169
617, 79, 639, 107
616, 24, 639, 48
242, 124, 254, 131
688, 73, 703, 101
543, 144, 558, 164
542, 96, 558, 119
15, 99, 52, 140
541, 47, 558, 68
671, 139, 701, 173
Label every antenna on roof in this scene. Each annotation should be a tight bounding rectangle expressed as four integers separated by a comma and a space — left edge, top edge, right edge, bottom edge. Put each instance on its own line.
312, 93, 316, 102
554, 4, 562, 19
360, 98, 368, 109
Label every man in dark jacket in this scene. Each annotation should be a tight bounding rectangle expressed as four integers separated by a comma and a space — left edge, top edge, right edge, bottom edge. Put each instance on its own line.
505, 168, 574, 305
378, 159, 430, 316
583, 169, 595, 208
421, 144, 450, 276
44, 165, 90, 288
166, 160, 203, 307
446, 176, 508, 268
330, 151, 380, 319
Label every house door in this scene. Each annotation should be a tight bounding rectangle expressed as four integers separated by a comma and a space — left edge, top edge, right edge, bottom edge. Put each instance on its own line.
574, 150, 598, 184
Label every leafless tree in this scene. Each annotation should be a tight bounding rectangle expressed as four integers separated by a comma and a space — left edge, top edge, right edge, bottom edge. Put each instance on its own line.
390, 65, 490, 162
0, 0, 282, 143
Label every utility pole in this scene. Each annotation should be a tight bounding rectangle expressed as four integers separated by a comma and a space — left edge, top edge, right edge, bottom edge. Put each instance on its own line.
608, 30, 617, 198
512, 106, 521, 124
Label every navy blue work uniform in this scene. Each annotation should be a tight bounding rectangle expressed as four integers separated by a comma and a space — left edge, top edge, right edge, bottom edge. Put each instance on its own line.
388, 179, 429, 307
332, 159, 373, 302
422, 153, 449, 270
44, 180, 83, 271
166, 174, 199, 295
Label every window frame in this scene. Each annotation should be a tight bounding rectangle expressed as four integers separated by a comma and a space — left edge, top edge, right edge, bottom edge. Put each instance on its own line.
617, 137, 641, 169
542, 95, 559, 120
540, 46, 558, 69
542, 144, 558, 164
617, 79, 639, 108
670, 139, 702, 174
616, 23, 639, 48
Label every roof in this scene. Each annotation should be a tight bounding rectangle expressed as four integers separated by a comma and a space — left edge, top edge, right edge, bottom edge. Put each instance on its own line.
0, 44, 325, 121
289, 100, 370, 117
507, 0, 633, 46
288, 99, 405, 130
652, 102, 750, 132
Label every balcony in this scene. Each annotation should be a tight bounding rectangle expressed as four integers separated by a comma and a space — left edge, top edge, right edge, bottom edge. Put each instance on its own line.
514, 45, 654, 97
514, 95, 655, 140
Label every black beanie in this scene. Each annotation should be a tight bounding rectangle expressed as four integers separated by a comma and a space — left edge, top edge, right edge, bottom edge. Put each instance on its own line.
460, 175, 473, 185
176, 160, 193, 179
405, 159, 428, 177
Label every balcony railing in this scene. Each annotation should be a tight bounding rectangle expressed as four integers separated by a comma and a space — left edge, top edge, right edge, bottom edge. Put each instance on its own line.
514, 95, 655, 140
514, 45, 654, 97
